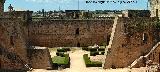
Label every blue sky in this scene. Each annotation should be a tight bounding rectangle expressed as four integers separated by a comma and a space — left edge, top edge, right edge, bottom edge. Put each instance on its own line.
4, 0, 149, 11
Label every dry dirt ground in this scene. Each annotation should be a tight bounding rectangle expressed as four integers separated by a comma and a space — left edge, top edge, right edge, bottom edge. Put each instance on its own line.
30, 48, 148, 72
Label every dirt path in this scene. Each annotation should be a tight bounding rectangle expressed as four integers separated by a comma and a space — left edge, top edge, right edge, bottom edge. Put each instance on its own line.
64, 50, 87, 72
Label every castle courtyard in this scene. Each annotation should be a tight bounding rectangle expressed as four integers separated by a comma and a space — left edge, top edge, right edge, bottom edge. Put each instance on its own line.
30, 48, 148, 72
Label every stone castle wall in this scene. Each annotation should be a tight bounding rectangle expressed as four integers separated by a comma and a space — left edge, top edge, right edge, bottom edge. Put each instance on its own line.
28, 19, 114, 47
0, 18, 29, 70
104, 17, 158, 68
0, 18, 52, 70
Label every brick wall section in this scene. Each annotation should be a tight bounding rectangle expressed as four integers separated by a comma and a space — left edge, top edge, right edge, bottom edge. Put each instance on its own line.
29, 19, 114, 47
104, 17, 157, 68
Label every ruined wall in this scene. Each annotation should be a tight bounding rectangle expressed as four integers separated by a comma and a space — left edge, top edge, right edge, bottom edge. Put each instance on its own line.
27, 48, 52, 69
29, 19, 113, 47
104, 17, 157, 68
0, 18, 29, 70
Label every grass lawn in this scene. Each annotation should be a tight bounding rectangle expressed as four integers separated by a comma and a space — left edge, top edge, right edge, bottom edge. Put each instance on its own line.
52, 56, 68, 65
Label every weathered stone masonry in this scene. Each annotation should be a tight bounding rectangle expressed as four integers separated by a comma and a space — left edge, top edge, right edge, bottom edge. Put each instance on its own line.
0, 0, 5, 17
0, 18, 52, 70
104, 17, 158, 68
29, 19, 114, 47
0, 18, 29, 70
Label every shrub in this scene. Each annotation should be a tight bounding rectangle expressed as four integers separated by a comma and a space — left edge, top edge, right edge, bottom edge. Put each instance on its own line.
63, 54, 69, 57
89, 48, 97, 52
82, 47, 88, 51
100, 51, 105, 55
90, 61, 102, 67
52, 54, 70, 68
83, 54, 102, 67
56, 52, 70, 57
56, 52, 64, 56
90, 51, 99, 56
63, 48, 71, 51
57, 49, 66, 52
57, 48, 71, 52
83, 54, 90, 63
98, 48, 105, 51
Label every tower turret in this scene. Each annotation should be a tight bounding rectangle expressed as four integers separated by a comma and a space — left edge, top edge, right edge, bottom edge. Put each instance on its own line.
0, 0, 5, 17
150, 0, 160, 18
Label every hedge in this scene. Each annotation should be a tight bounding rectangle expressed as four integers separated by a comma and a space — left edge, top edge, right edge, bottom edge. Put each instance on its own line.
83, 54, 102, 67
98, 48, 105, 51
56, 52, 69, 57
83, 54, 90, 64
57, 48, 70, 52
100, 51, 105, 55
88, 48, 97, 52
52, 54, 70, 68
56, 52, 64, 56
90, 51, 99, 56
57, 49, 66, 52
82, 47, 88, 51
64, 48, 71, 51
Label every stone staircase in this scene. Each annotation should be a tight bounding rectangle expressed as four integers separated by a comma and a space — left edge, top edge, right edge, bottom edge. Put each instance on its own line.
105, 16, 119, 54
130, 42, 160, 68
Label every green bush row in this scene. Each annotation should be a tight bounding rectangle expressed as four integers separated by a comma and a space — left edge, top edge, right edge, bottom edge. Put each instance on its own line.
90, 51, 105, 56
101, 51, 105, 55
90, 51, 99, 56
83, 54, 102, 67
82, 47, 105, 52
56, 52, 70, 57
89, 48, 98, 52
98, 48, 105, 51
52, 54, 70, 69
56, 52, 64, 56
57, 48, 71, 52
82, 47, 89, 51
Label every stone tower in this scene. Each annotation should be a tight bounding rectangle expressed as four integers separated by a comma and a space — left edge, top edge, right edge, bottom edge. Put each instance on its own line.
0, 0, 5, 17
150, 0, 160, 18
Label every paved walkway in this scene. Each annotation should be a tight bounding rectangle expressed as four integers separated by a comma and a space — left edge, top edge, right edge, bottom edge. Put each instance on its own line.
64, 50, 86, 72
